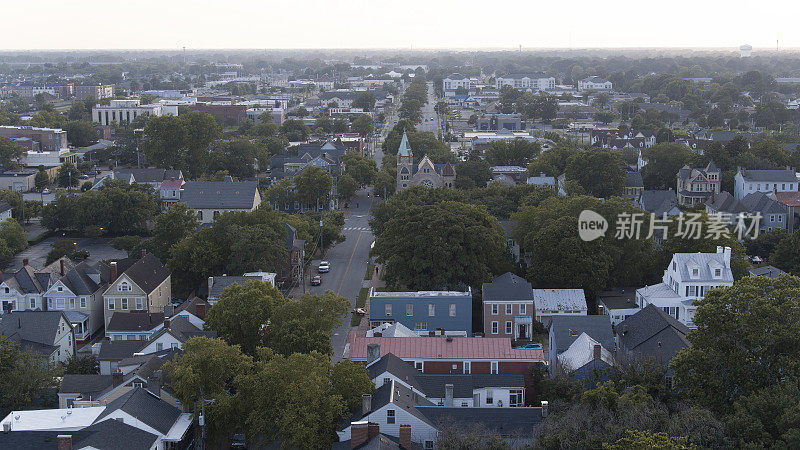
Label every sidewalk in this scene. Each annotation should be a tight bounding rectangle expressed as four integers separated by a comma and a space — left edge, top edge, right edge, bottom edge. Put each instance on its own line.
355, 262, 385, 335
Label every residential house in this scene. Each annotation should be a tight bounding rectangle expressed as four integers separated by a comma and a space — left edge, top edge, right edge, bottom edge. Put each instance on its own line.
578, 77, 613, 91
102, 253, 171, 329
206, 271, 276, 304
0, 257, 71, 315
171, 296, 212, 321
109, 168, 184, 190
0, 310, 75, 362
0, 417, 160, 450
526, 173, 557, 189
491, 166, 528, 185
676, 161, 721, 207
180, 178, 261, 224
158, 178, 184, 210
495, 73, 555, 92
533, 289, 588, 325
555, 332, 615, 385
105, 312, 164, 341
623, 171, 644, 201
636, 246, 734, 328
336, 379, 544, 448
734, 168, 798, 200
280, 223, 305, 286
41, 260, 109, 342
597, 288, 640, 326
637, 190, 680, 218
0, 202, 11, 222
481, 272, 534, 340
2, 388, 193, 450
769, 191, 800, 231
740, 191, 787, 231
368, 288, 473, 336
443, 74, 471, 93
368, 352, 526, 408
396, 130, 456, 191
136, 315, 216, 354
616, 304, 690, 367
547, 315, 614, 378
97, 340, 146, 375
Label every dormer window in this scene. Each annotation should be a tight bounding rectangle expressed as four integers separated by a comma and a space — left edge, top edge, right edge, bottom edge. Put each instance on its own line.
714, 268, 721, 277
692, 268, 698, 277
118, 282, 131, 292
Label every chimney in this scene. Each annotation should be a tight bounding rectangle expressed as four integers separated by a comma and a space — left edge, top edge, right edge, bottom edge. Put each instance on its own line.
207, 276, 214, 297
112, 369, 123, 387
2, 422, 10, 433
597, 304, 604, 315
196, 303, 206, 319
445, 383, 454, 407
110, 262, 118, 282
361, 394, 372, 415
163, 318, 170, 329
593, 344, 602, 360
541, 400, 549, 418
57, 435, 72, 450
141, 249, 147, 258
723, 246, 731, 268
22, 258, 28, 266
399, 425, 412, 449
351, 422, 368, 449
367, 422, 379, 440
59, 259, 65, 276
147, 375, 161, 397
366, 343, 380, 366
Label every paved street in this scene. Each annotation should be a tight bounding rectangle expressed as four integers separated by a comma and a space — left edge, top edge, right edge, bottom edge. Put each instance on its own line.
416, 81, 439, 134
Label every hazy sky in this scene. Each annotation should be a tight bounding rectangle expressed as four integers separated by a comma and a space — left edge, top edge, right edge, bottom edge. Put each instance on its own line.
2, 0, 799, 50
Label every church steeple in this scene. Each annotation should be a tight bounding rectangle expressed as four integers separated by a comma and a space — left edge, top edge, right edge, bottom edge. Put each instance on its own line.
397, 129, 411, 157
396, 129, 413, 191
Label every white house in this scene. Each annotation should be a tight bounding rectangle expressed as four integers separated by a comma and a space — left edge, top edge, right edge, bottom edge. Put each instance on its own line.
443, 74, 471, 92
92, 99, 163, 126
734, 168, 798, 200
578, 76, 613, 91
495, 74, 555, 92
0, 310, 75, 363
533, 289, 588, 324
636, 246, 734, 328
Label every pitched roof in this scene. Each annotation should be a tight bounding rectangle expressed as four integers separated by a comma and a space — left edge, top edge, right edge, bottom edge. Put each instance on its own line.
415, 407, 543, 437
113, 168, 183, 184
738, 168, 797, 183
705, 191, 747, 214
549, 315, 614, 355
749, 265, 787, 279
741, 191, 786, 214
59, 374, 113, 399
117, 253, 170, 294
557, 332, 615, 370
672, 251, 733, 283
774, 191, 800, 206
533, 289, 587, 312
146, 315, 216, 346
596, 288, 638, 310
349, 335, 544, 361
0, 419, 159, 450
180, 180, 259, 210
625, 171, 644, 188
97, 340, 143, 361
482, 272, 533, 303
59, 261, 108, 296
106, 312, 164, 332
0, 202, 11, 213
617, 304, 690, 364
93, 388, 181, 435
208, 275, 263, 299
0, 311, 68, 349
397, 130, 411, 157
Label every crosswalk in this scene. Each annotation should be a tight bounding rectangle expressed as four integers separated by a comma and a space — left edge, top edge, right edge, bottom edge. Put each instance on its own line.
343, 226, 371, 232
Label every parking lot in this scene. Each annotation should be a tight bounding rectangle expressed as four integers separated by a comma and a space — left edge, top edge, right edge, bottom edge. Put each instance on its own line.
11, 237, 128, 269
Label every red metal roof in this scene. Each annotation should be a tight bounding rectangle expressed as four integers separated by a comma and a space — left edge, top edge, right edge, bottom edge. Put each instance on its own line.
775, 191, 800, 207
348, 333, 544, 361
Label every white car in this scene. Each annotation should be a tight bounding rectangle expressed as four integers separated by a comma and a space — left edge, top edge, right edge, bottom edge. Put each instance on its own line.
318, 261, 330, 273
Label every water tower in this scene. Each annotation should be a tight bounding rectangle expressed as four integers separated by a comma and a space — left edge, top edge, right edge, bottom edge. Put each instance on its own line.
740, 44, 753, 58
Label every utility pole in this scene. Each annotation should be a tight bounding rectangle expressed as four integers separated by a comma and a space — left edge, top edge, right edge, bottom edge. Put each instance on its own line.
198, 393, 215, 450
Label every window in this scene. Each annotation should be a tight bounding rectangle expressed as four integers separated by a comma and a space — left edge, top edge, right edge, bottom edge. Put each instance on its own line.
126, 334, 135, 340
197, 211, 203, 221
385, 304, 392, 316
714, 268, 721, 277
386, 409, 395, 424
30, 298, 35, 309
491, 321, 498, 334
121, 298, 128, 310
415, 322, 427, 330
136, 298, 143, 310
56, 298, 65, 309
486, 389, 494, 404
57, 286, 63, 292
449, 303, 456, 317
48, 298, 53, 309
519, 304, 526, 315
108, 299, 114, 310
428, 304, 435, 317
69, 298, 75, 309
156, 343, 163, 351
118, 282, 131, 292
464, 361, 470, 374
491, 361, 498, 374
415, 361, 423, 372
425, 441, 434, 450
510, 389, 523, 407
113, 335, 122, 341
506, 304, 512, 314
692, 268, 698, 277
383, 377, 390, 387
406, 304, 413, 316
80, 298, 86, 308
491, 304, 498, 315
171, 343, 179, 349
505, 321, 512, 334
132, 382, 144, 388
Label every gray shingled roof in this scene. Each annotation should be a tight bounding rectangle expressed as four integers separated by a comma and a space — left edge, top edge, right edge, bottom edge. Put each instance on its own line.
415, 406, 543, 437
705, 191, 747, 214
741, 191, 786, 215
181, 180, 259, 210
0, 419, 159, 450
625, 171, 644, 188
106, 312, 164, 332
738, 169, 797, 183
93, 387, 181, 435
97, 340, 143, 361
59, 374, 113, 397
119, 253, 170, 294
208, 275, 263, 299
617, 304, 690, 364
0, 310, 68, 349
482, 272, 533, 303
549, 315, 614, 356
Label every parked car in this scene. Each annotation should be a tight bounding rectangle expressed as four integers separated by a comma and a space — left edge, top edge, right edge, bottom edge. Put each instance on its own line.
318, 261, 330, 273
79, 174, 89, 180
750, 255, 763, 264
520, 343, 542, 349
42, 188, 51, 194
353, 307, 366, 315
310, 275, 322, 286
231, 433, 247, 449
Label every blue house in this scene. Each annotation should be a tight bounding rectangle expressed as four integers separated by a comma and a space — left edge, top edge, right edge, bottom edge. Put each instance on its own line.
368, 288, 473, 336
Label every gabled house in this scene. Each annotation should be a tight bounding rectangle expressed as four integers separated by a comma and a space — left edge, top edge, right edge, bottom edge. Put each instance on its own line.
42, 260, 109, 342
597, 288, 640, 326
734, 168, 798, 200
623, 171, 644, 201
206, 271, 276, 304
636, 246, 733, 328
180, 178, 261, 224
102, 253, 171, 329
616, 304, 690, 367
547, 315, 614, 378
0, 417, 160, 450
769, 191, 800, 231
97, 340, 144, 375
741, 191, 788, 232
482, 272, 534, 340
0, 310, 75, 362
137, 315, 216, 354
280, 223, 305, 286
637, 190, 680, 218
676, 161, 721, 207
0, 257, 71, 315
105, 312, 164, 341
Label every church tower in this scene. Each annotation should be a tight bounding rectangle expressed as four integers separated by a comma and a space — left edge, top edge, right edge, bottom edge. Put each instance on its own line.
396, 130, 413, 191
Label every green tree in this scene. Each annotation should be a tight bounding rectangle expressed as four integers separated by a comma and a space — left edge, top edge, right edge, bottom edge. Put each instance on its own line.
280, 119, 310, 141
455, 160, 492, 189
294, 166, 333, 211
351, 114, 374, 138
0, 219, 28, 254
374, 201, 509, 290
142, 111, 221, 178
640, 143, 696, 190
671, 275, 800, 413
205, 281, 278, 355
266, 291, 350, 357
484, 139, 541, 167
769, 230, 800, 275
603, 430, 691, 450
0, 136, 25, 170
337, 173, 358, 200
564, 149, 626, 198
725, 381, 800, 448
0, 337, 60, 414
352, 92, 376, 111
64, 354, 100, 375
745, 228, 789, 259
57, 161, 80, 187
342, 151, 378, 186
64, 121, 97, 147
594, 110, 616, 124
149, 203, 198, 261
34, 170, 49, 190
263, 177, 296, 208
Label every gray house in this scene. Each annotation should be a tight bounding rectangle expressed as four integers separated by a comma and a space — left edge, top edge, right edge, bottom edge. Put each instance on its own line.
547, 315, 614, 377
616, 304, 690, 366
180, 178, 261, 224
368, 288, 473, 336
0, 310, 75, 362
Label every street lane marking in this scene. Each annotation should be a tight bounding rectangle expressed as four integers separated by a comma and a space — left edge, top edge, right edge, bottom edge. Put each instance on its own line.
337, 195, 374, 296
